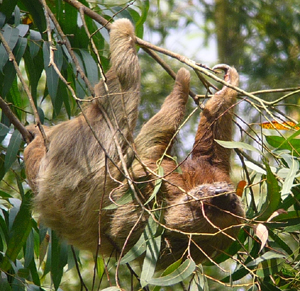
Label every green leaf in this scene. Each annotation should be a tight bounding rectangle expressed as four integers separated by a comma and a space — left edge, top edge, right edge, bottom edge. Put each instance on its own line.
146, 259, 196, 287
43, 42, 63, 112
23, 45, 43, 102
16, 24, 29, 37
258, 164, 281, 220
104, 190, 134, 210
24, 230, 34, 267
0, 271, 12, 291
0, 0, 18, 20
153, 259, 184, 291
0, 24, 19, 72
4, 130, 22, 172
28, 259, 41, 286
1, 30, 27, 97
215, 140, 263, 154
96, 256, 105, 279
0, 123, 10, 136
266, 135, 300, 155
6, 78, 23, 120
246, 251, 286, 267
260, 281, 282, 291
222, 241, 261, 283
136, 0, 149, 30
80, 49, 99, 86
120, 231, 147, 264
27, 284, 44, 291
140, 235, 161, 287
268, 230, 293, 256
19, 0, 46, 33
0, 190, 12, 198
1, 192, 32, 271
120, 216, 160, 265
28, 30, 42, 58
145, 165, 163, 205
13, 36, 27, 63
72, 50, 86, 99
281, 158, 298, 197
50, 231, 64, 290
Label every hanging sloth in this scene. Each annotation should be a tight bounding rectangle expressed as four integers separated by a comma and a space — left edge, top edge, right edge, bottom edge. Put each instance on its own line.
24, 18, 244, 267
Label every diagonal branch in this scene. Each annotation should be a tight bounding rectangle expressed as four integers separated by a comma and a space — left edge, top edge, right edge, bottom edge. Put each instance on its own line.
0, 96, 32, 143
0, 31, 47, 146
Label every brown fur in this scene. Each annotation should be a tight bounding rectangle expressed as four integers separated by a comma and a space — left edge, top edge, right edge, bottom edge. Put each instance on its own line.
24, 19, 244, 267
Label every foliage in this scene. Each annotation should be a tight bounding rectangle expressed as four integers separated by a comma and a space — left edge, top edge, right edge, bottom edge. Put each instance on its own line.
0, 0, 300, 290
202, 0, 300, 89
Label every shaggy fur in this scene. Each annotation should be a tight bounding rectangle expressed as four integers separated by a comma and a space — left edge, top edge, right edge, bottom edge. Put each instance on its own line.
24, 18, 244, 267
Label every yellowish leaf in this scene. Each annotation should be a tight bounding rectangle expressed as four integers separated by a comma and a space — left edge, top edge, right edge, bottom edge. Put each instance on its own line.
261, 121, 300, 130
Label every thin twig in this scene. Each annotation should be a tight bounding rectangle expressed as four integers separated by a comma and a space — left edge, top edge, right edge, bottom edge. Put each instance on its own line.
71, 246, 89, 291
44, 2, 95, 96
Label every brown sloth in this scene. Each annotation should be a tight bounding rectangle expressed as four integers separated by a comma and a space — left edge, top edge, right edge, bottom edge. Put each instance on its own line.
24, 18, 244, 267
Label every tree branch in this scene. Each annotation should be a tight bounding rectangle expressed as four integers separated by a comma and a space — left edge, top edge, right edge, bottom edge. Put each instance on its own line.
62, 0, 203, 101
0, 96, 32, 143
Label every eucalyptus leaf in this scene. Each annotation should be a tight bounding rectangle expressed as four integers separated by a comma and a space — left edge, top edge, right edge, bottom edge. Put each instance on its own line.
281, 158, 299, 197
43, 42, 63, 109
104, 190, 134, 210
145, 165, 163, 205
246, 251, 286, 267
1, 192, 32, 271
0, 24, 19, 72
215, 140, 263, 154
140, 235, 161, 287
266, 135, 300, 155
50, 230, 64, 290
80, 49, 99, 86
146, 259, 196, 287
4, 130, 22, 172
0, 123, 10, 136
258, 164, 281, 221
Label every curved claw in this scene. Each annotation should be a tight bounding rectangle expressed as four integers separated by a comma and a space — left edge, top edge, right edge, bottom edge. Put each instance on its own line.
212, 64, 239, 94
212, 64, 231, 72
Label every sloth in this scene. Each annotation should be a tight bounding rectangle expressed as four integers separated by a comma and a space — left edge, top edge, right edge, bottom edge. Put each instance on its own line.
24, 18, 244, 267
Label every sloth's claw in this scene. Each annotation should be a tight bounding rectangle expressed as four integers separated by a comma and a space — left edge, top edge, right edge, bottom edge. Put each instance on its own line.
212, 64, 231, 73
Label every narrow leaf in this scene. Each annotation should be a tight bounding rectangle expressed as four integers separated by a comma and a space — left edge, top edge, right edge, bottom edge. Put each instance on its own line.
0, 123, 9, 136
0, 24, 19, 72
140, 235, 161, 287
120, 233, 147, 264
4, 130, 22, 172
246, 251, 286, 267
145, 165, 163, 205
215, 140, 263, 154
258, 164, 281, 220
104, 190, 134, 210
281, 158, 298, 196
1, 192, 32, 271
147, 259, 196, 287
50, 230, 63, 290
80, 49, 98, 86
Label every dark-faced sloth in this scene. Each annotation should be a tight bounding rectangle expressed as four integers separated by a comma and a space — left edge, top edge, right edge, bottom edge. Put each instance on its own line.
24, 18, 244, 267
